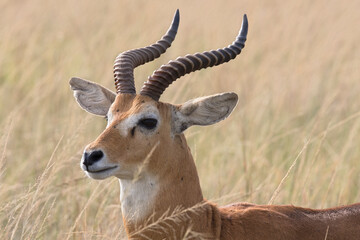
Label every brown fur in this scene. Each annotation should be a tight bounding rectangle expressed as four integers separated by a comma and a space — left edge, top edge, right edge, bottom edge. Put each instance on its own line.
83, 94, 360, 240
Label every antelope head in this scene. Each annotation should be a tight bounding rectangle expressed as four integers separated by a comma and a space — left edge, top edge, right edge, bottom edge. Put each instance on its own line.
70, 10, 248, 223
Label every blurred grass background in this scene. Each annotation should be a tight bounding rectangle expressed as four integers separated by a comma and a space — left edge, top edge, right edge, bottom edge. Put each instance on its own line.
1, 0, 360, 239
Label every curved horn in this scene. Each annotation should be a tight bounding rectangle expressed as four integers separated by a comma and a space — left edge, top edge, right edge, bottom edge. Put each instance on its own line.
140, 14, 248, 101
114, 9, 180, 94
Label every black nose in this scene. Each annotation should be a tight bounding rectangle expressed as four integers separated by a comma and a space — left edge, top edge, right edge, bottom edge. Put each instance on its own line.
83, 150, 104, 168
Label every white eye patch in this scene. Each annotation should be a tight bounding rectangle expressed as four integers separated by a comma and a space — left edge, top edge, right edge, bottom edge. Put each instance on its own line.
106, 111, 114, 127
114, 105, 160, 137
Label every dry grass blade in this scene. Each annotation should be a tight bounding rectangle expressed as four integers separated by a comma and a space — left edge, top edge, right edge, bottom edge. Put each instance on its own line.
130, 202, 212, 239
64, 180, 114, 240
268, 139, 310, 205
0, 116, 13, 178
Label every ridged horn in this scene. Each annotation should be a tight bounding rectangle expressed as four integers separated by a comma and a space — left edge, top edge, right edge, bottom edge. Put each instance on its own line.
140, 14, 248, 101
113, 9, 180, 94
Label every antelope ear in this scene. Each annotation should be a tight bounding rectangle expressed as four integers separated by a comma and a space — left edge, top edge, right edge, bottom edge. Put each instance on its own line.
173, 92, 238, 134
69, 77, 116, 116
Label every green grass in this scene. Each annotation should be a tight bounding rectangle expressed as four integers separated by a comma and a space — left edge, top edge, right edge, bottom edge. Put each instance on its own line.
1, 0, 360, 239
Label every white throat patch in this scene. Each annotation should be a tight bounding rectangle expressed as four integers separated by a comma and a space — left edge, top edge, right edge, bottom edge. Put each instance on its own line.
119, 174, 159, 223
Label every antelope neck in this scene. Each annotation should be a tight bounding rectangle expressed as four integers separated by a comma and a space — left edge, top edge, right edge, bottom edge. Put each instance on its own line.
119, 134, 204, 234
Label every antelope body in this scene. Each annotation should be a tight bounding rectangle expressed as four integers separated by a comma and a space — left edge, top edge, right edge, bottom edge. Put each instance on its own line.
70, 10, 360, 239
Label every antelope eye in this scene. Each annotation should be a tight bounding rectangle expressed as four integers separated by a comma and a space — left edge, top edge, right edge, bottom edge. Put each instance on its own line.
138, 118, 158, 130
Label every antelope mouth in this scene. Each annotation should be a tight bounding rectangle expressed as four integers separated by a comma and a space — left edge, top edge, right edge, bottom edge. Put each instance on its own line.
86, 166, 118, 174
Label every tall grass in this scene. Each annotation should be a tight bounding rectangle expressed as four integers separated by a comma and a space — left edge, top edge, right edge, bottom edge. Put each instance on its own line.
0, 0, 359, 239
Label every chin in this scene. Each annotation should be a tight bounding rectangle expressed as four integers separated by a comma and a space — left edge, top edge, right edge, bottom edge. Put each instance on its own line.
81, 165, 119, 180
85, 170, 114, 180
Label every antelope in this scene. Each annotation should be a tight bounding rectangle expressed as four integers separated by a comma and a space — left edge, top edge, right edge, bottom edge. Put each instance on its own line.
70, 10, 360, 240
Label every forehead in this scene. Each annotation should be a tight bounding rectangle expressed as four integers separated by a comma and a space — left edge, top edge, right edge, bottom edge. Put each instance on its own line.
109, 94, 164, 116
